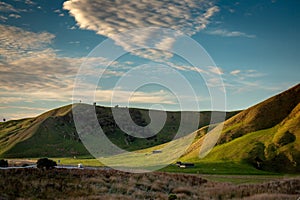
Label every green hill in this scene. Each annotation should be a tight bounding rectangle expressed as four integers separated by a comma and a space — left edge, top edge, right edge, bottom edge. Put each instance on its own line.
2, 84, 299, 173
0, 104, 238, 158
182, 83, 300, 173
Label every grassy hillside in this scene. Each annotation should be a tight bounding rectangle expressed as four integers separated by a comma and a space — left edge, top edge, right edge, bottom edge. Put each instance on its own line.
182, 84, 300, 173
2, 84, 298, 174
0, 104, 238, 158
218, 83, 300, 144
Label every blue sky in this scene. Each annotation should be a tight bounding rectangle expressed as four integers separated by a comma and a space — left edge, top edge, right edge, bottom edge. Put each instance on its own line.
0, 0, 299, 120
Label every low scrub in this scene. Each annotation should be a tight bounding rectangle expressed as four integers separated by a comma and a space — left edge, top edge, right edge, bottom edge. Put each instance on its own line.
0, 169, 299, 199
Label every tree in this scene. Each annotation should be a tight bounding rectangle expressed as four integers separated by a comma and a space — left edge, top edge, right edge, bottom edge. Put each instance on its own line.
36, 158, 57, 170
0, 159, 8, 167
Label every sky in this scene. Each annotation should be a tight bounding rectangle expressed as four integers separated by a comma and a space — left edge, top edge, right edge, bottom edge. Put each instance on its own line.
0, 0, 299, 120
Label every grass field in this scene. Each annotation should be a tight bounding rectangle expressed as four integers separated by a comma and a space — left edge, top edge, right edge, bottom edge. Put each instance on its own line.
9, 157, 292, 184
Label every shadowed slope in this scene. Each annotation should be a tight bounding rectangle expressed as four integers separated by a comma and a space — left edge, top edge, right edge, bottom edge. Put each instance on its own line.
0, 104, 238, 158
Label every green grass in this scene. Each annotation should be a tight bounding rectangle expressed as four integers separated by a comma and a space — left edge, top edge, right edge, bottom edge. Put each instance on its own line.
0, 118, 36, 156
193, 127, 277, 162
45, 156, 279, 176
52, 157, 103, 167
160, 161, 277, 175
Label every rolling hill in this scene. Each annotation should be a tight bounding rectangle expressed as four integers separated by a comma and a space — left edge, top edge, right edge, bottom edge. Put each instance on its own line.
182, 83, 300, 173
0, 104, 238, 158
1, 83, 299, 173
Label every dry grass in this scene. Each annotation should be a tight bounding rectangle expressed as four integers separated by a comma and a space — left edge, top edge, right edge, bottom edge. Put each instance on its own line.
0, 169, 299, 199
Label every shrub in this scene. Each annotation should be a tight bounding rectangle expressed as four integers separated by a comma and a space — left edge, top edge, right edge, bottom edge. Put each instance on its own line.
276, 131, 296, 147
168, 194, 177, 200
246, 142, 265, 169
0, 159, 8, 167
36, 158, 57, 170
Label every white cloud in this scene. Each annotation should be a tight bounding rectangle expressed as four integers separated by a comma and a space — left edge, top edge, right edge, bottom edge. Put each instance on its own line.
229, 69, 265, 79
0, 105, 46, 112
25, 0, 36, 5
63, 0, 219, 61
54, 9, 64, 17
0, 55, 124, 92
0, 24, 224, 119
0, 25, 55, 61
68, 25, 77, 30
0, 15, 7, 21
9, 13, 21, 18
230, 70, 241, 75
223, 68, 277, 93
207, 66, 223, 75
94, 89, 177, 105
206, 29, 256, 38
64, 0, 218, 36
244, 69, 265, 78
69, 41, 80, 44
0, 25, 128, 110
0, 1, 19, 12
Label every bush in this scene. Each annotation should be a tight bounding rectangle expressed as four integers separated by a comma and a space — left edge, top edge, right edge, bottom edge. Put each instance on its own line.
0, 159, 8, 167
247, 142, 265, 169
168, 194, 177, 200
37, 158, 57, 170
276, 131, 296, 147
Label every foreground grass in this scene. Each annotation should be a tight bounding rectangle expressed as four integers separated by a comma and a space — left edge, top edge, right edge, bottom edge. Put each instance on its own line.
0, 168, 299, 200
200, 174, 298, 185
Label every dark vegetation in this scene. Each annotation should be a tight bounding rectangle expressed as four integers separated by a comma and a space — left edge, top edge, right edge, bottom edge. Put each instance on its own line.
0, 159, 8, 167
36, 158, 57, 170
0, 169, 299, 199
276, 131, 296, 147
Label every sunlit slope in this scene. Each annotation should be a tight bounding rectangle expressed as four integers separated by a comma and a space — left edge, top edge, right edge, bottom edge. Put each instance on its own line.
182, 84, 300, 173
218, 84, 300, 144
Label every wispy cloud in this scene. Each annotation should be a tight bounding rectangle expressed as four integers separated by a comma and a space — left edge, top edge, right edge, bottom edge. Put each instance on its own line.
8, 13, 21, 19
206, 29, 256, 38
208, 66, 224, 75
0, 15, 7, 21
53, 9, 64, 17
24, 0, 36, 5
94, 89, 177, 105
230, 70, 241, 75
63, 0, 219, 61
229, 69, 265, 79
0, 24, 55, 61
0, 25, 127, 111
0, 105, 48, 120
0, 105, 47, 112
0, 1, 19, 13
224, 69, 283, 93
